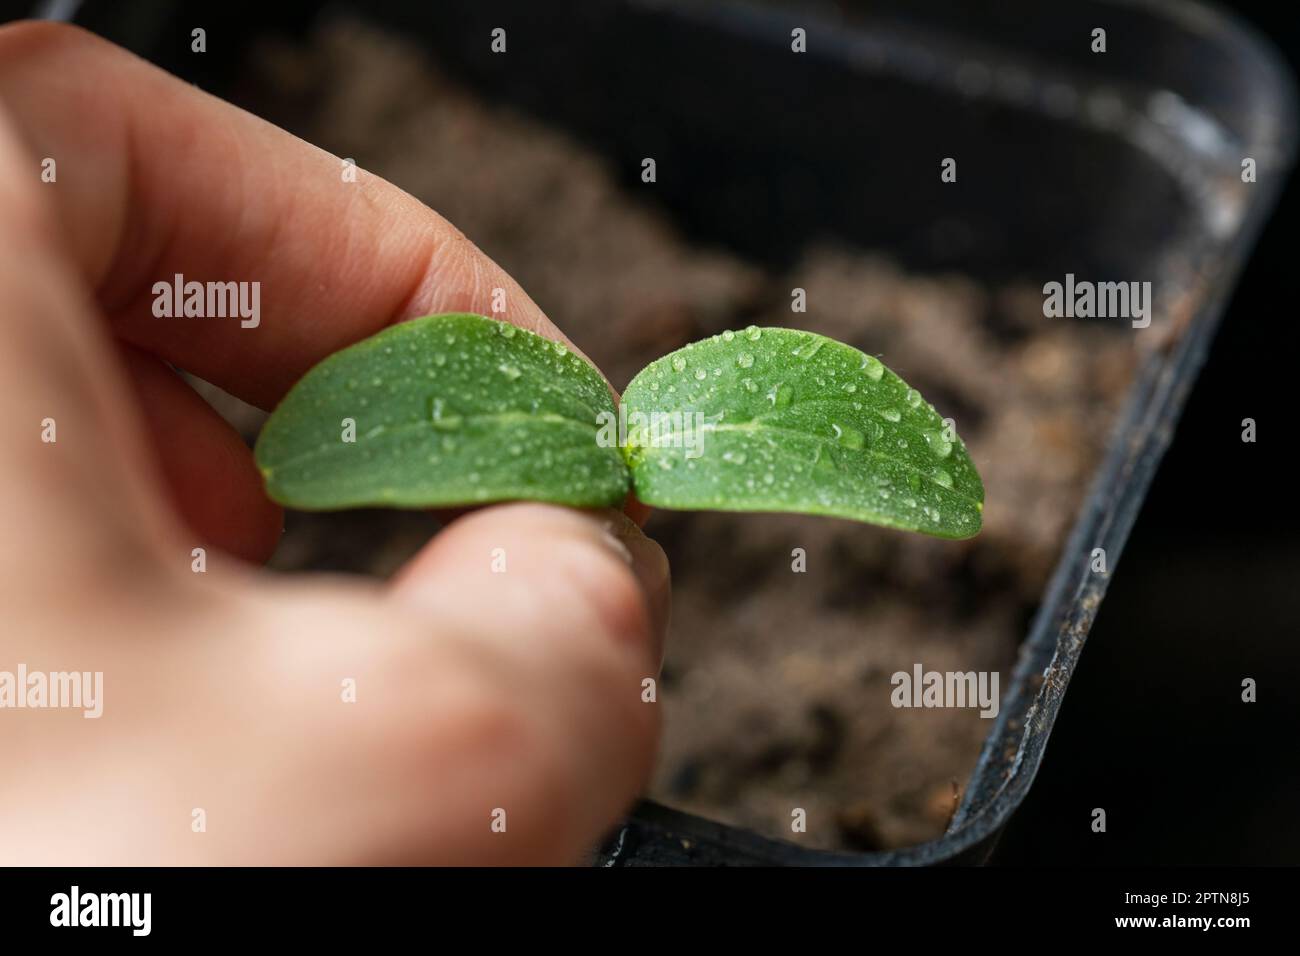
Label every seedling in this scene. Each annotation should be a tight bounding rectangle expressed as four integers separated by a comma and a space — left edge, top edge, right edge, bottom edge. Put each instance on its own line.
255, 313, 983, 538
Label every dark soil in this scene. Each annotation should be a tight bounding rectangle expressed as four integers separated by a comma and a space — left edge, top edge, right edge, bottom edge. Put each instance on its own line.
196, 17, 1137, 851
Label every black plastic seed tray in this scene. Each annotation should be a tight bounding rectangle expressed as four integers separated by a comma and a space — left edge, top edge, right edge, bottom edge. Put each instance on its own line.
33, 0, 1296, 865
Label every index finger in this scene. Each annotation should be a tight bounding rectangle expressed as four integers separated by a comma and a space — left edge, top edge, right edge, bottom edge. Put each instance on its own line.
0, 21, 575, 410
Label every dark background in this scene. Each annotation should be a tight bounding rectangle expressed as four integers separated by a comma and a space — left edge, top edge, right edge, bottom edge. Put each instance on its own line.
0, 0, 1294, 865
994, 0, 1300, 865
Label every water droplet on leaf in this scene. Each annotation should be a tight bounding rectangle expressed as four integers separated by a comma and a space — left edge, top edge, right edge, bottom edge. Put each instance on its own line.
430, 398, 462, 430
925, 431, 954, 458
792, 337, 825, 360
767, 382, 792, 409
834, 424, 865, 450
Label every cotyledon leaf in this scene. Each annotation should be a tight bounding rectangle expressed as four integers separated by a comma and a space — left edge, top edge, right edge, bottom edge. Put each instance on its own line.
255, 313, 628, 510
619, 326, 984, 539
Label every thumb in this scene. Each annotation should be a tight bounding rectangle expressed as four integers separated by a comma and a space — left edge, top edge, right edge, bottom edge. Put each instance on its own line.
389, 502, 670, 862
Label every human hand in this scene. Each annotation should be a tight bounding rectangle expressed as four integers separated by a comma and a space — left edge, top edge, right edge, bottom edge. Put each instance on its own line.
0, 22, 668, 865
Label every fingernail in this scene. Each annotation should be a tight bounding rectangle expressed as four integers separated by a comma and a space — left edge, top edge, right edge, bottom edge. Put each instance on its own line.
587, 508, 671, 667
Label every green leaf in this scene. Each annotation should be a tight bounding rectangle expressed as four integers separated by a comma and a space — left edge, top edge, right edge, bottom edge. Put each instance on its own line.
255, 313, 628, 510
619, 327, 984, 539
255, 315, 984, 540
